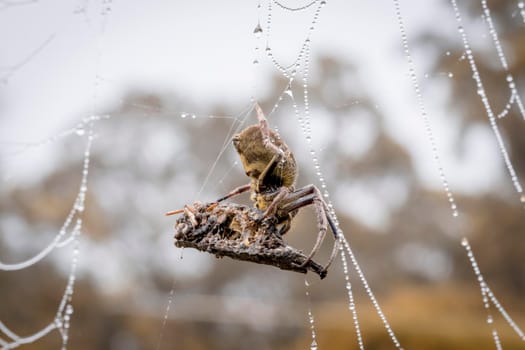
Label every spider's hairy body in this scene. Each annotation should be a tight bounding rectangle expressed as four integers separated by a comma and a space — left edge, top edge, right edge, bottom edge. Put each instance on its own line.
230, 107, 301, 239
232, 123, 297, 212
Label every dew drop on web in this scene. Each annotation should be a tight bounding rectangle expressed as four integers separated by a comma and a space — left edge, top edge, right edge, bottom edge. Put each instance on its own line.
75, 125, 85, 136
253, 22, 263, 38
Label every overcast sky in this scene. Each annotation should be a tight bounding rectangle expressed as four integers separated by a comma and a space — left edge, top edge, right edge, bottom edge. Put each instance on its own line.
0, 0, 506, 195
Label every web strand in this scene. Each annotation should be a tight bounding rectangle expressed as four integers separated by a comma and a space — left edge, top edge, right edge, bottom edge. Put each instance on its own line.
519, 2, 525, 23
338, 245, 365, 350
461, 238, 525, 344
449, 0, 524, 198
0, 0, 113, 347
479, 0, 525, 122
304, 280, 319, 350
392, 0, 459, 217
0, 118, 97, 270
0, 33, 55, 83
0, 0, 37, 12
262, 1, 403, 347
194, 104, 254, 199
0, 119, 96, 350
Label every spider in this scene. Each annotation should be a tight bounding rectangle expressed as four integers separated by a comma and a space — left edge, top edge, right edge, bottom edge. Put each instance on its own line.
167, 103, 339, 274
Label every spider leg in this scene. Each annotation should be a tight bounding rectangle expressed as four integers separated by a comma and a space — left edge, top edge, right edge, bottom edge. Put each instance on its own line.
255, 103, 284, 156
277, 185, 340, 272
278, 192, 316, 213
324, 213, 341, 272
215, 183, 251, 202
261, 186, 290, 217
256, 154, 281, 192
281, 189, 328, 267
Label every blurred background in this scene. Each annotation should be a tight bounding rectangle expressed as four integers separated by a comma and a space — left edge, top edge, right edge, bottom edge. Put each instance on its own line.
1, 0, 525, 349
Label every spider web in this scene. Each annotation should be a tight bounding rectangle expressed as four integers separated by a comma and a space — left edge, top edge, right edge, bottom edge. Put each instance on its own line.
0, 1, 112, 349
1, 0, 525, 349
393, 0, 525, 346
163, 0, 525, 348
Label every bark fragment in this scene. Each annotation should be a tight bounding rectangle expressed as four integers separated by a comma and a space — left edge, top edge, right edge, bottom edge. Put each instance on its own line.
173, 202, 327, 279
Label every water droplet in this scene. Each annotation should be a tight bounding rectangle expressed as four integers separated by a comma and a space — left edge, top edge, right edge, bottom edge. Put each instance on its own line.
478, 275, 483, 283
448, 72, 454, 78
519, 1, 524, 9
75, 196, 85, 212
181, 113, 188, 118
75, 125, 85, 136
520, 194, 525, 203
446, 51, 451, 56
310, 340, 318, 350
461, 237, 469, 247
452, 210, 459, 217
253, 59, 259, 65
487, 315, 493, 324
253, 23, 263, 38
66, 304, 74, 315
320, 0, 326, 6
